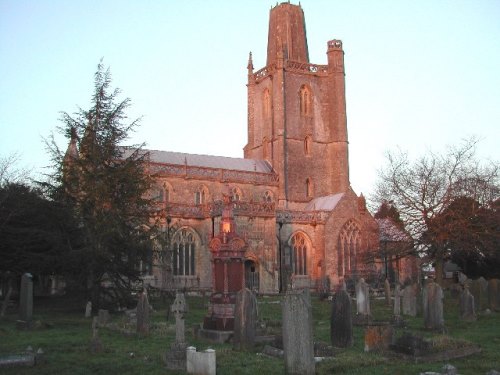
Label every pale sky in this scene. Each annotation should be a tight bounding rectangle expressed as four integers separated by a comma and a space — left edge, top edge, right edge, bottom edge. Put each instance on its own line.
1, 0, 499, 197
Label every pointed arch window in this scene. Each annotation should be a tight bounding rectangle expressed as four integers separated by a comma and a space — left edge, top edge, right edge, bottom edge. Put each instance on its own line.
195, 186, 208, 205
263, 190, 274, 202
291, 233, 308, 275
231, 186, 243, 202
337, 220, 361, 277
172, 228, 196, 276
299, 85, 312, 117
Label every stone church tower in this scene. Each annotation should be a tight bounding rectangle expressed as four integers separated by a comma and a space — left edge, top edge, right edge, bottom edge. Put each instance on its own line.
65, 2, 384, 294
245, 3, 349, 208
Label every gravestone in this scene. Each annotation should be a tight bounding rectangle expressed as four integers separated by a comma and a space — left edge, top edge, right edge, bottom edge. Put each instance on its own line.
384, 279, 391, 306
97, 309, 109, 325
282, 290, 315, 375
85, 301, 92, 318
469, 278, 488, 312
364, 323, 394, 352
394, 283, 402, 317
330, 289, 353, 348
233, 288, 258, 351
402, 283, 417, 317
165, 292, 189, 371
459, 286, 476, 321
19, 273, 33, 325
89, 316, 103, 353
355, 278, 371, 316
488, 279, 499, 311
186, 347, 216, 375
136, 288, 150, 335
423, 280, 444, 330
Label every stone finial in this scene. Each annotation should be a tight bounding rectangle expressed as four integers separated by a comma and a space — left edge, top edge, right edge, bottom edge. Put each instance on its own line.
247, 52, 253, 72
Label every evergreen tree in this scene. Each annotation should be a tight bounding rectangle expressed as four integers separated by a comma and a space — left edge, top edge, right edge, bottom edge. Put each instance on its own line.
46, 62, 157, 307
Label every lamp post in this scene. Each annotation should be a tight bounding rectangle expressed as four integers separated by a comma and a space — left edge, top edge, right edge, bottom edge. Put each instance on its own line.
278, 220, 284, 294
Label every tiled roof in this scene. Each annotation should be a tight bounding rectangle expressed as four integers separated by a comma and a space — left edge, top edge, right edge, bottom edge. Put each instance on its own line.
121, 148, 274, 174
303, 193, 344, 211
376, 218, 411, 242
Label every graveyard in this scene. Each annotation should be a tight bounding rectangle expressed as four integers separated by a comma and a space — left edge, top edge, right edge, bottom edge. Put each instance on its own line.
1, 284, 499, 375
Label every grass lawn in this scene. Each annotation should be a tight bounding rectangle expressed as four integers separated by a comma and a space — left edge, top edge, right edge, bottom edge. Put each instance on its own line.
0, 291, 499, 374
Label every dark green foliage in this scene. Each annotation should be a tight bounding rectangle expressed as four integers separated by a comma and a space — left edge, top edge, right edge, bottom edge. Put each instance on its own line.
45, 61, 157, 308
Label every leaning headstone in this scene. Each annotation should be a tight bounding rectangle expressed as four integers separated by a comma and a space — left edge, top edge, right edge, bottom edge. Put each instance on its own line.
402, 283, 417, 317
19, 273, 33, 325
85, 301, 92, 318
282, 290, 315, 375
488, 279, 499, 312
330, 289, 353, 348
459, 286, 476, 321
423, 280, 444, 330
478, 277, 489, 311
136, 289, 150, 335
233, 288, 258, 351
384, 279, 391, 306
97, 309, 110, 325
165, 292, 189, 371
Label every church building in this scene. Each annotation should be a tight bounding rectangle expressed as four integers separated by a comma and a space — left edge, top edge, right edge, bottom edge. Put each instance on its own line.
142, 2, 381, 294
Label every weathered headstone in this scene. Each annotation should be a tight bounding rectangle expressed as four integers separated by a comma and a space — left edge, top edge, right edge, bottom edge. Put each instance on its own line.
469, 277, 488, 312
355, 278, 371, 316
233, 288, 258, 351
19, 273, 33, 324
89, 316, 103, 353
165, 292, 189, 371
330, 289, 353, 348
186, 347, 216, 375
282, 290, 315, 375
85, 301, 92, 318
488, 279, 499, 311
136, 288, 150, 335
384, 279, 391, 306
402, 283, 417, 317
423, 280, 444, 330
459, 286, 476, 322
394, 283, 402, 317
97, 309, 109, 325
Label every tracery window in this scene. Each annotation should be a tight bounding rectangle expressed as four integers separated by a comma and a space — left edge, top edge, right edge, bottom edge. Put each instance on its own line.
172, 228, 196, 276
291, 233, 308, 275
299, 85, 312, 117
337, 220, 361, 277
263, 190, 274, 202
231, 186, 242, 202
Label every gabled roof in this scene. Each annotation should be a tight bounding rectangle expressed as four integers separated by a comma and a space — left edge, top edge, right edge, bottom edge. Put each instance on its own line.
304, 193, 344, 211
376, 218, 411, 242
121, 148, 274, 174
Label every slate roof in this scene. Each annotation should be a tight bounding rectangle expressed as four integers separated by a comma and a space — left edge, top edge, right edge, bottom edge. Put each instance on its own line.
121, 148, 274, 174
304, 193, 345, 211
376, 218, 411, 242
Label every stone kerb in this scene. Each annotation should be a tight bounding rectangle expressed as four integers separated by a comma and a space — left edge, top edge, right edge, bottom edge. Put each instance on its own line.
282, 290, 315, 375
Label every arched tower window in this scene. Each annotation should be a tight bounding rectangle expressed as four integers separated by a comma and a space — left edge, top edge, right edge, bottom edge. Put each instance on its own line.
172, 228, 196, 276
263, 88, 271, 118
150, 184, 164, 202
337, 220, 361, 277
306, 178, 313, 198
291, 232, 308, 275
304, 135, 312, 156
299, 85, 312, 117
231, 186, 243, 202
195, 185, 208, 205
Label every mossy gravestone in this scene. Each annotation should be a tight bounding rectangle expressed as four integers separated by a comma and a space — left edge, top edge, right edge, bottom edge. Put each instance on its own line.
330, 289, 353, 348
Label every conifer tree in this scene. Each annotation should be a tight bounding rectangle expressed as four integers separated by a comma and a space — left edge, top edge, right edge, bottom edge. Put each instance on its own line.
47, 61, 156, 307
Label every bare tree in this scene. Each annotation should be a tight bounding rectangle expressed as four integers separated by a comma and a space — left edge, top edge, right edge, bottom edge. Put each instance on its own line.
372, 137, 499, 283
